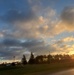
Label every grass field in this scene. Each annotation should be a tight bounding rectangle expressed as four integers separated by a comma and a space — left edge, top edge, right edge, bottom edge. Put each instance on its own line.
0, 62, 74, 75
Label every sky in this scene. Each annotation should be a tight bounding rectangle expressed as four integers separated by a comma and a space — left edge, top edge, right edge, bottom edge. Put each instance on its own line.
0, 0, 74, 62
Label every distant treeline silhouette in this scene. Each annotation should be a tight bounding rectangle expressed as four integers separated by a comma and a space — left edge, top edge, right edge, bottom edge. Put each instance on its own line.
1, 52, 74, 66
21, 52, 73, 65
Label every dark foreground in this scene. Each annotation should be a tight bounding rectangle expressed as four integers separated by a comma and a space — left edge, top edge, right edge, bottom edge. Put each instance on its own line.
51, 69, 74, 75
0, 62, 74, 75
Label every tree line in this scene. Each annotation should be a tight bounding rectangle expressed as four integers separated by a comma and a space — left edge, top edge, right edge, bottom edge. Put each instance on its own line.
21, 52, 73, 65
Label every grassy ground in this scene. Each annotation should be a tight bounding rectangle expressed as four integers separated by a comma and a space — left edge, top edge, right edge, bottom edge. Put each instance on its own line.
0, 62, 74, 75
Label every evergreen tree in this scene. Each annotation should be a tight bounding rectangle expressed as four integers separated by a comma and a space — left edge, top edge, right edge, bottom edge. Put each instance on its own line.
21, 55, 27, 65
28, 52, 35, 64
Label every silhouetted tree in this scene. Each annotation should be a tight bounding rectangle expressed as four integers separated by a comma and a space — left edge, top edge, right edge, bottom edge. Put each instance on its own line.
11, 62, 16, 66
35, 55, 48, 64
48, 54, 53, 63
62, 54, 71, 62
28, 52, 35, 64
21, 55, 27, 65
35, 55, 44, 64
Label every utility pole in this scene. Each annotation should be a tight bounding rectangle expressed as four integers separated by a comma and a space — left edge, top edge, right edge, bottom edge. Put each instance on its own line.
13, 56, 15, 62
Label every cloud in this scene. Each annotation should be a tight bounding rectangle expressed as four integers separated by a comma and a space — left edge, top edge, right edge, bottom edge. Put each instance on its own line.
53, 36, 74, 47
51, 43, 74, 55
62, 36, 74, 42
39, 6, 74, 37
61, 7, 74, 31
0, 9, 35, 23
2, 37, 71, 60
0, 0, 60, 38
0, 0, 40, 39
0, 38, 50, 60
40, 6, 74, 37
0, 1, 74, 39
49, 36, 74, 55
3, 7, 57, 39
0, 36, 74, 60
2, 38, 20, 46
0, 32, 4, 37
0, 0, 74, 61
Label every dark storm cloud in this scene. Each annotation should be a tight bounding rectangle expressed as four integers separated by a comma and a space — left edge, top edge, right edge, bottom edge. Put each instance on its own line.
21, 39, 44, 47
0, 0, 35, 23
0, 47, 23, 60
0, 38, 44, 47
0, 38, 51, 60
2, 38, 20, 46
0, 9, 35, 23
61, 7, 74, 25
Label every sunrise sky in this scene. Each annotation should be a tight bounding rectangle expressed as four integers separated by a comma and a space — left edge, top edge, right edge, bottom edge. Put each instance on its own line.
0, 0, 74, 62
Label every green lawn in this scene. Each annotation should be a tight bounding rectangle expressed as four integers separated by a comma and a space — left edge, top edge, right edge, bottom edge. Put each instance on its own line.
0, 62, 74, 75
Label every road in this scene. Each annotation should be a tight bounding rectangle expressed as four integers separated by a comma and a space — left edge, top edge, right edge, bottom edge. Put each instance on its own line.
50, 69, 74, 75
